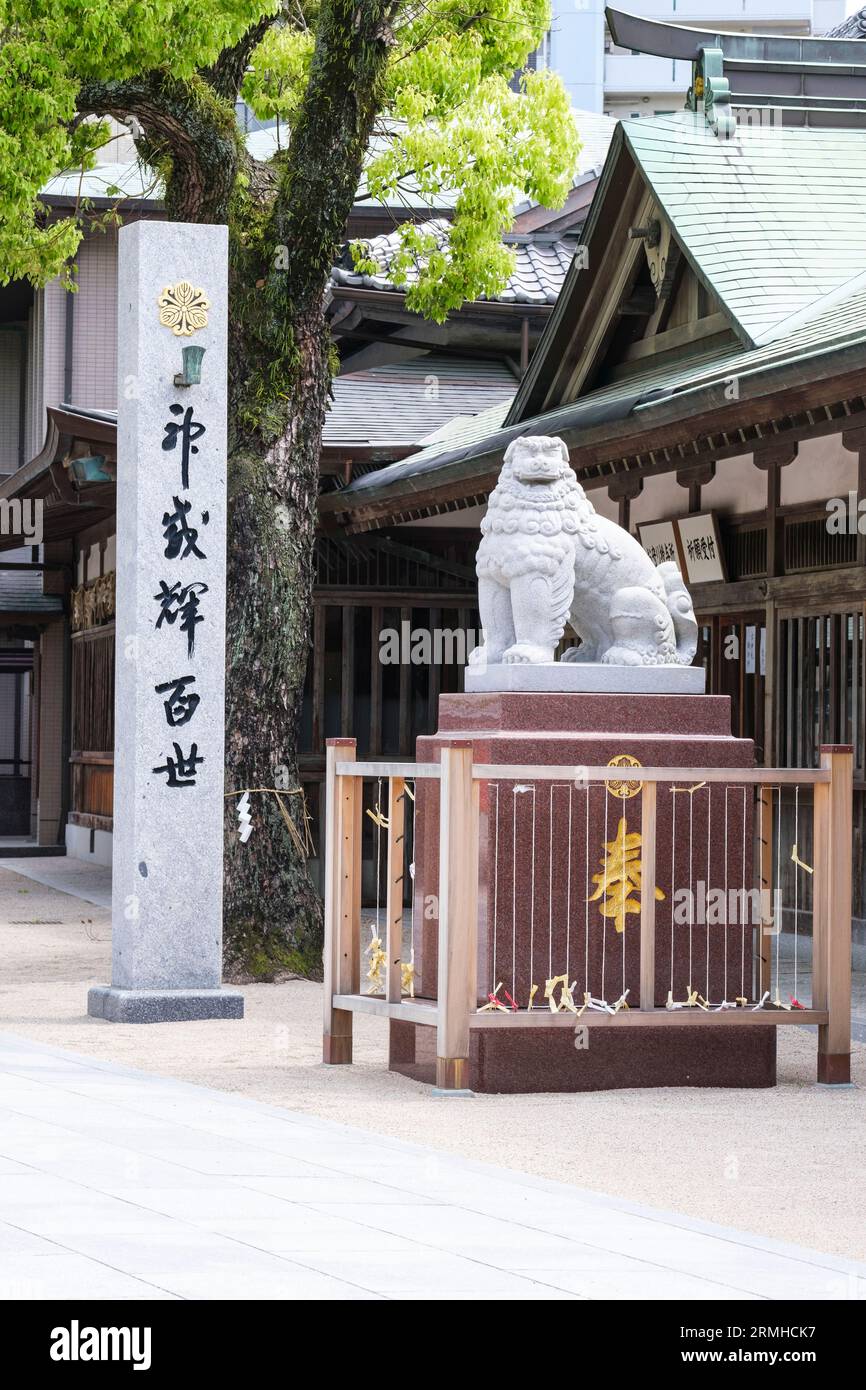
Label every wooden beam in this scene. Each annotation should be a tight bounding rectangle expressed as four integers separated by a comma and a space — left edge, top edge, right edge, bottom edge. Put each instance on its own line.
620, 311, 732, 364
331, 992, 830, 1028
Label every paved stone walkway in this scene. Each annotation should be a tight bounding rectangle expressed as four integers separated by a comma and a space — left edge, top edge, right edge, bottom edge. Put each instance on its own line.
1, 1032, 864, 1300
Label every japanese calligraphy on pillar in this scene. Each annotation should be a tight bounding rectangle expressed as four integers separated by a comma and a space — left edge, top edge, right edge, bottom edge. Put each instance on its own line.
151, 393, 210, 788
88, 222, 242, 1022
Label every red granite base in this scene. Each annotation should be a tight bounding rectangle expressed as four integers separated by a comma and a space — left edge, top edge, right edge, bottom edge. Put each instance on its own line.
407, 691, 776, 1092
390, 1020, 777, 1093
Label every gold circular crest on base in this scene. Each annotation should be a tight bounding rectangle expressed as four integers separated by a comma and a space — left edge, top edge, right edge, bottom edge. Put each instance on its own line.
606, 754, 643, 799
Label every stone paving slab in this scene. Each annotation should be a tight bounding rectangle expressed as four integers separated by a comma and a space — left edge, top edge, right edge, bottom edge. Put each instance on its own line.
0, 1030, 864, 1301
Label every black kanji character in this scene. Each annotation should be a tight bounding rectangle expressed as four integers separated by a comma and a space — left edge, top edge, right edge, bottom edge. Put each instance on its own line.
162, 496, 208, 561
152, 742, 204, 787
162, 404, 205, 490
155, 675, 200, 728
153, 580, 208, 657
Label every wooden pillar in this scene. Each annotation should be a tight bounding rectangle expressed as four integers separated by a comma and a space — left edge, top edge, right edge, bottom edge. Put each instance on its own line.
386, 774, 411, 1070
608, 473, 643, 535
754, 446, 795, 769
340, 604, 354, 737
398, 606, 411, 754
842, 427, 866, 568
427, 605, 441, 728
757, 786, 774, 1000
369, 603, 383, 755
435, 743, 478, 1091
763, 597, 776, 768
385, 776, 405, 1005
323, 738, 361, 1064
311, 602, 325, 753
639, 781, 657, 1009
676, 460, 715, 516
753, 444, 796, 579
816, 745, 853, 1085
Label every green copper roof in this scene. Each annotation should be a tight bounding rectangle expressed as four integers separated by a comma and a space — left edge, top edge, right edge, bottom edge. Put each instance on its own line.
338, 282, 866, 507
624, 112, 866, 348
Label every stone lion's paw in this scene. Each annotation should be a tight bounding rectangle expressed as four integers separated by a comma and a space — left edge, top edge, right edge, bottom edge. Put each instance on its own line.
502, 643, 549, 665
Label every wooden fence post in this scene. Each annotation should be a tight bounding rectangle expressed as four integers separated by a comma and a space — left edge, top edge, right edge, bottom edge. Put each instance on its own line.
817, 745, 853, 1085
386, 776, 413, 1069
386, 776, 406, 1005
757, 786, 774, 1000
323, 738, 360, 1064
639, 780, 657, 1010
436, 743, 478, 1091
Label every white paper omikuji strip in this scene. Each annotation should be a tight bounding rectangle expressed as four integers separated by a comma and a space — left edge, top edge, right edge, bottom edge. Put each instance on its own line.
237, 791, 253, 843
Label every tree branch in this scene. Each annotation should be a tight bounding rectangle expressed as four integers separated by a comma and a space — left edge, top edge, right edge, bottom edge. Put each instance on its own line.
77, 72, 240, 224
266, 0, 402, 315
200, 10, 281, 102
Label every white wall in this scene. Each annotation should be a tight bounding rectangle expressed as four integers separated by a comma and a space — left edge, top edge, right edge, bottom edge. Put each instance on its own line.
549, 1, 607, 112
780, 433, 855, 506
544, 0, 847, 115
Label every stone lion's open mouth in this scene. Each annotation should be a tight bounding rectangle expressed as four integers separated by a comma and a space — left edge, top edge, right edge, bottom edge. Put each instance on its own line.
518, 471, 559, 484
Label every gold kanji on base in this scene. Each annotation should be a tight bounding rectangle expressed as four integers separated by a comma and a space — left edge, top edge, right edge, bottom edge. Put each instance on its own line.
587, 816, 665, 933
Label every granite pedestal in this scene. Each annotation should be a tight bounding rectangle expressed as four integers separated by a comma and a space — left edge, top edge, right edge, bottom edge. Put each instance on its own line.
401, 692, 775, 1093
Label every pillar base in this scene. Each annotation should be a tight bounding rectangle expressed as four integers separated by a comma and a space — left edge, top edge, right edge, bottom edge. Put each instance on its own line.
436, 1056, 469, 1090
392, 1022, 776, 1093
817, 1053, 851, 1085
323, 1035, 353, 1064
88, 986, 244, 1023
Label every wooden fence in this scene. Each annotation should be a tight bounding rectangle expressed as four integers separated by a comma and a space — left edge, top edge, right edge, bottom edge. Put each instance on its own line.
322, 737, 853, 1091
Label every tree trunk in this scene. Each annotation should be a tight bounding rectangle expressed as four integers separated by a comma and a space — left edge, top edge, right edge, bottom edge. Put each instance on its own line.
220, 3, 396, 980
222, 304, 330, 980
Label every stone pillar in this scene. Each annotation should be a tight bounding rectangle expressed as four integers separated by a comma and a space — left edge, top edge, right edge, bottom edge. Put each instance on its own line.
88, 221, 242, 1023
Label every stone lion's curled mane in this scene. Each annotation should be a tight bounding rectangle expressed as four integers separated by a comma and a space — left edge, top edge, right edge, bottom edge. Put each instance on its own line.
482, 446, 611, 549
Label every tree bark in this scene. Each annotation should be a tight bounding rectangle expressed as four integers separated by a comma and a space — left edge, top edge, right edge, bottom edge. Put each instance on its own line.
221, 305, 329, 979
220, 2, 398, 979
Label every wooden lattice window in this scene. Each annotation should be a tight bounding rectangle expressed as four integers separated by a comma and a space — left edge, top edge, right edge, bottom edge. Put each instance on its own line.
72, 631, 115, 754
777, 608, 865, 782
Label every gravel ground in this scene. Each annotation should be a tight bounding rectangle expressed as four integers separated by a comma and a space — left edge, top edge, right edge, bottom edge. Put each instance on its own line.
1, 864, 864, 1261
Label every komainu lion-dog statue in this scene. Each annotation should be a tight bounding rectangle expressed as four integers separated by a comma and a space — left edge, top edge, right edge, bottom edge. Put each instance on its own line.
469, 436, 698, 668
